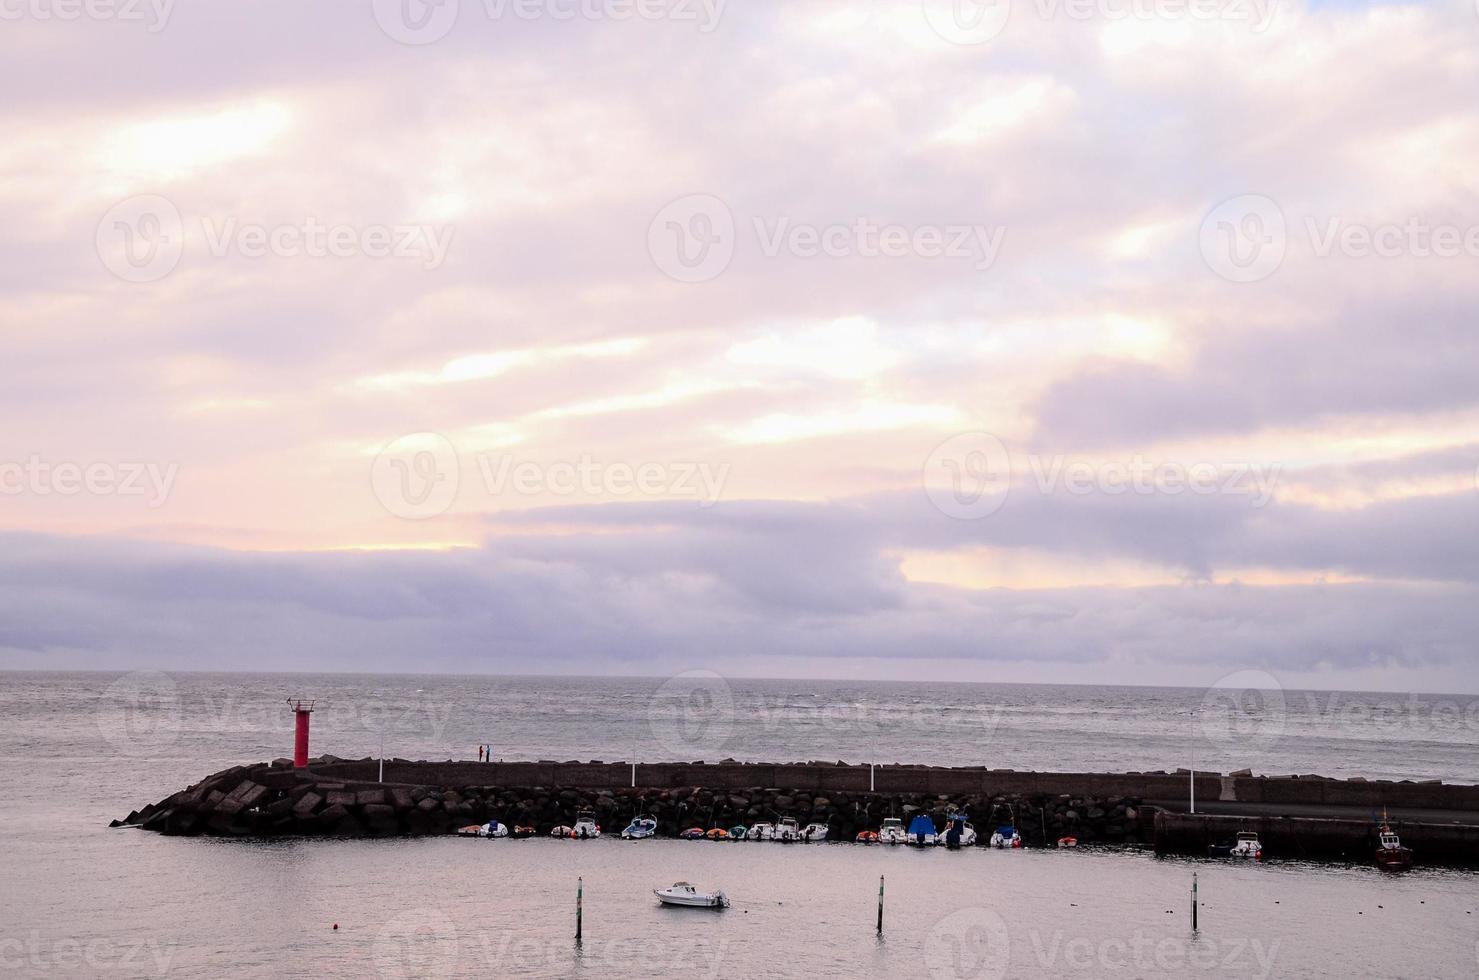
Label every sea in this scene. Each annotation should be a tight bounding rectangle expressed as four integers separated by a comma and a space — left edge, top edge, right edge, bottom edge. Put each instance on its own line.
2, 671, 1477, 978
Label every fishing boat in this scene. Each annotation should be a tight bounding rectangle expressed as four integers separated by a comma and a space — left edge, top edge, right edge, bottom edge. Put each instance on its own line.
654, 882, 729, 909
1208, 831, 1262, 859
855, 830, 879, 843
572, 809, 601, 839
906, 814, 937, 846
456, 820, 508, 838
878, 817, 907, 845
800, 822, 829, 842
679, 827, 706, 840
745, 822, 775, 841
940, 812, 977, 849
774, 817, 801, 842
1374, 814, 1413, 871
706, 827, 731, 841
621, 816, 658, 839
989, 825, 1022, 849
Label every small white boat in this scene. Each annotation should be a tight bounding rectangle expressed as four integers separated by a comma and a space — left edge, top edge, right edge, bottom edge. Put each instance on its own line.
774, 816, 801, 842
745, 822, 775, 841
878, 817, 907, 845
940, 813, 976, 848
654, 882, 729, 909
800, 822, 829, 842
621, 816, 657, 840
456, 820, 508, 838
1209, 831, 1261, 859
572, 809, 601, 839
989, 826, 1022, 849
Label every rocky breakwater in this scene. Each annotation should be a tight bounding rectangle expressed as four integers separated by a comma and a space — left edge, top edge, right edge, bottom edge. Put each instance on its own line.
114, 757, 1150, 844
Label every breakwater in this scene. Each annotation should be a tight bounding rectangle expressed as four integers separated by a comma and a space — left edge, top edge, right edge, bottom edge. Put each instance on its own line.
114, 757, 1479, 863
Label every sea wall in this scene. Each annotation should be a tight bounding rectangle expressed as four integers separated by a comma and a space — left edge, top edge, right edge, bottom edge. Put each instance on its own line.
115, 758, 1154, 845
308, 759, 1479, 810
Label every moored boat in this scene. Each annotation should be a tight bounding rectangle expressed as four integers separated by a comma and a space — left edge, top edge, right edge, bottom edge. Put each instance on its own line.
800, 822, 829, 842
572, 809, 601, 839
989, 825, 1022, 849
706, 827, 731, 841
729, 825, 748, 839
1374, 815, 1413, 871
456, 820, 509, 838
654, 882, 729, 909
878, 817, 907, 845
745, 822, 775, 841
551, 825, 574, 839
1208, 831, 1262, 859
512, 825, 536, 838
1056, 836, 1078, 848
855, 830, 880, 843
679, 827, 706, 840
774, 816, 801, 842
941, 812, 977, 849
621, 816, 658, 840
906, 814, 937, 846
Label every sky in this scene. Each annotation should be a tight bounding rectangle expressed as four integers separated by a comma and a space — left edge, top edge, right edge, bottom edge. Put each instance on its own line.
1, 0, 1477, 691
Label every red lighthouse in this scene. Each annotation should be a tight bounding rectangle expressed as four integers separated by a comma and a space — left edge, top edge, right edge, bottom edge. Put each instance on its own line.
287, 698, 317, 768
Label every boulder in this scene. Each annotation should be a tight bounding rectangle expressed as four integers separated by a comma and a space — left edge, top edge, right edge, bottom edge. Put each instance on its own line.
293, 792, 323, 818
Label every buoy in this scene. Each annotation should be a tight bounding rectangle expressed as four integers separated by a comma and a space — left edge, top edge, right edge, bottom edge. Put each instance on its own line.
332, 924, 338, 931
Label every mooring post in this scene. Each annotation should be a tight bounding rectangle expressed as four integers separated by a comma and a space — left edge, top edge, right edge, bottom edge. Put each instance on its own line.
870, 762, 875, 792
576, 876, 584, 942
876, 875, 884, 935
1191, 872, 1199, 931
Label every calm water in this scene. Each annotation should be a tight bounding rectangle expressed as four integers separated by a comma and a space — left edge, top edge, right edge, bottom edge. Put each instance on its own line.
2, 671, 1477, 978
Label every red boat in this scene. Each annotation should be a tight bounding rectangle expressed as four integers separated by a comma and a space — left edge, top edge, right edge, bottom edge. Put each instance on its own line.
1374, 814, 1413, 871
